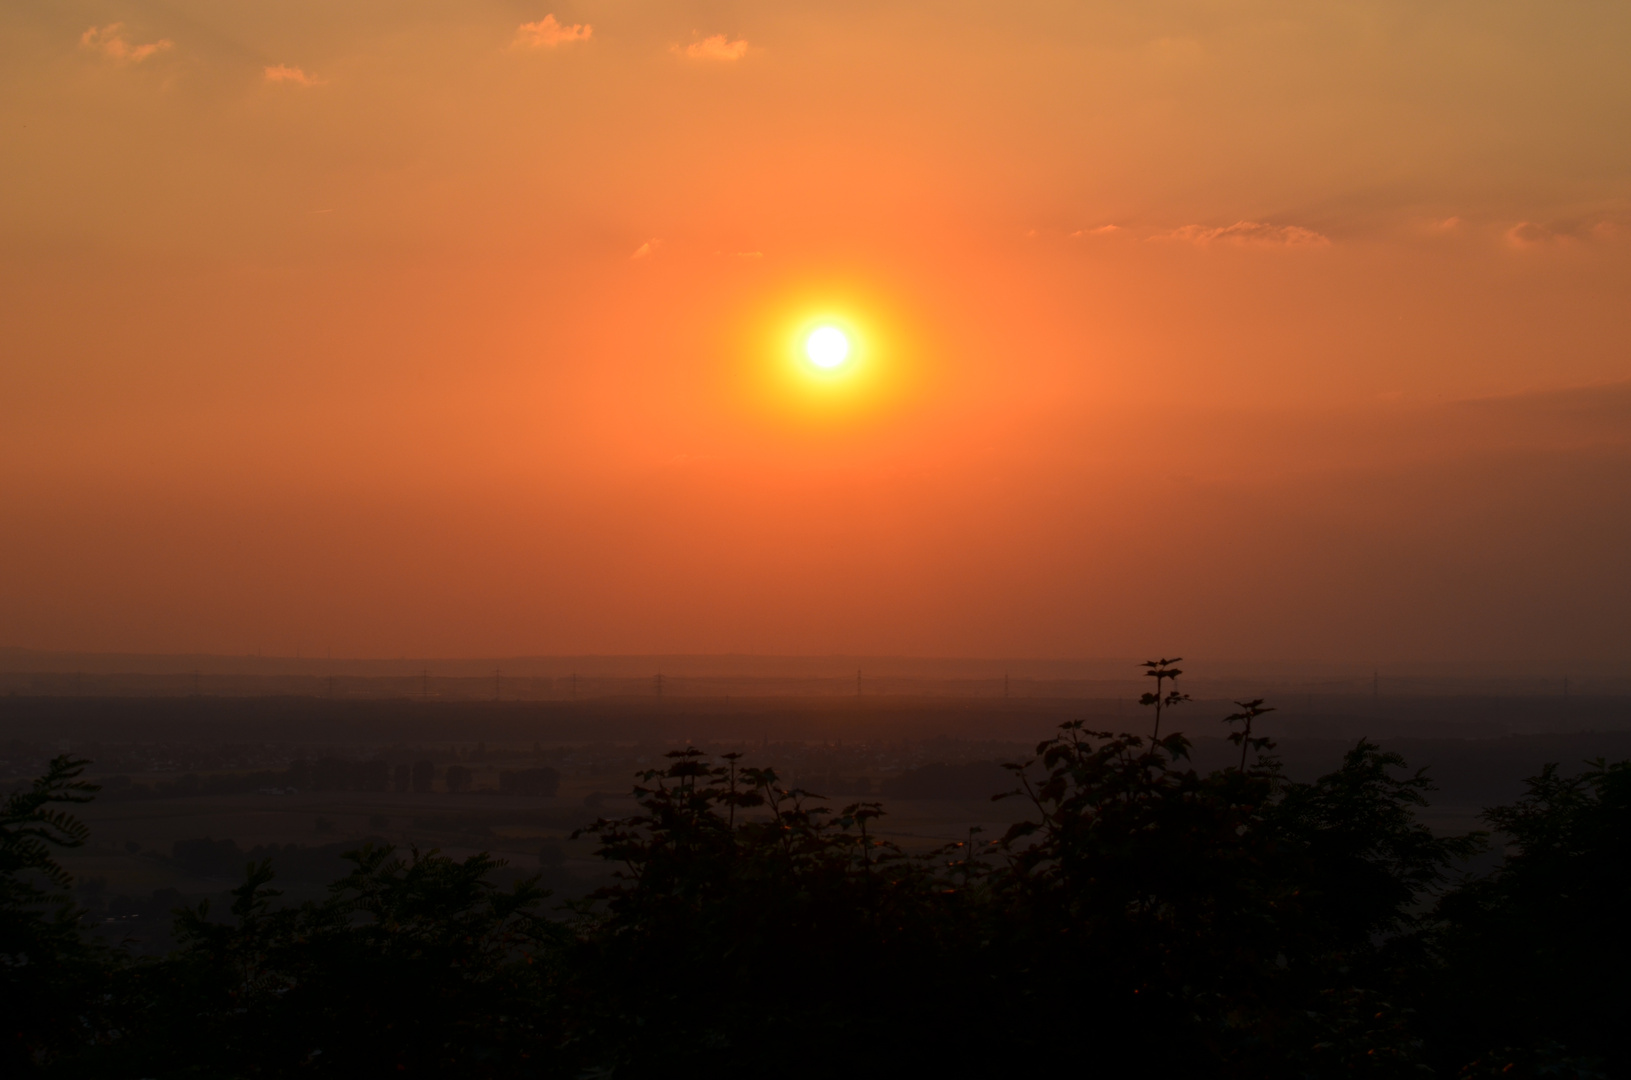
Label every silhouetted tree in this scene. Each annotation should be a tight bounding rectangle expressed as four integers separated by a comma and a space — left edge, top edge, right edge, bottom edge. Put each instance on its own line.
1425, 759, 1629, 1076
0, 756, 111, 1074
97, 846, 562, 1078
563, 749, 960, 1075
6, 662, 1624, 1078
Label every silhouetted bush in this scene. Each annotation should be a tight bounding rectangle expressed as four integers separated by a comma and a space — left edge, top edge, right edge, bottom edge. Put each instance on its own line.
0, 757, 116, 1074
6, 693, 1628, 1078
99, 847, 562, 1078
1424, 758, 1630, 1076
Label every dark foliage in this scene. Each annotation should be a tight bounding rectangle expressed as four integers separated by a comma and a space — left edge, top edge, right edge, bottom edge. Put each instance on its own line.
3, 696, 1625, 1078
977, 725, 1479, 1076
77, 847, 563, 1078
1425, 759, 1630, 1077
1140, 655, 1191, 738
563, 750, 963, 1075
0, 757, 113, 1073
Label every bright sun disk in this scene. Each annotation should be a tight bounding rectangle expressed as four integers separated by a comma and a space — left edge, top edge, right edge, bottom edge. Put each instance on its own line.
804, 326, 850, 369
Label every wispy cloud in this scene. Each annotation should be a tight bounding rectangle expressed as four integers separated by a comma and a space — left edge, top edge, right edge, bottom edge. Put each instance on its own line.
677, 34, 749, 62
1157, 221, 1331, 247
1505, 221, 1563, 248
630, 239, 662, 260
1069, 225, 1122, 238
514, 15, 592, 49
80, 23, 172, 63
264, 65, 323, 87
1506, 219, 1622, 248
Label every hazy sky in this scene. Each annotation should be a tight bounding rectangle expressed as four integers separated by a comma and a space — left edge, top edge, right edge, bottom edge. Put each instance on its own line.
3, 1, 1629, 662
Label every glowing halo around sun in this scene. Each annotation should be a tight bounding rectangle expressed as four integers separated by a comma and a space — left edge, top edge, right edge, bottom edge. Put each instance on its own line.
739, 301, 910, 427
804, 326, 851, 369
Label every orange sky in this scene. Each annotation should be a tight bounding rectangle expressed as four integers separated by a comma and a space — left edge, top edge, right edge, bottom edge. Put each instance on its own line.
3, 1, 1629, 662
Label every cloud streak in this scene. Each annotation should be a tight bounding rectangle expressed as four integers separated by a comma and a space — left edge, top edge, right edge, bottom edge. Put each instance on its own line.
264, 65, 322, 87
1158, 221, 1330, 247
1505, 218, 1622, 248
80, 24, 172, 63
514, 15, 592, 49
1506, 222, 1567, 248
679, 35, 750, 62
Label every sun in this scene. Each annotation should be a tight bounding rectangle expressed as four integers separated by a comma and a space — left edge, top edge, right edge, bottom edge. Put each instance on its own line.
804, 325, 851, 370
741, 301, 909, 423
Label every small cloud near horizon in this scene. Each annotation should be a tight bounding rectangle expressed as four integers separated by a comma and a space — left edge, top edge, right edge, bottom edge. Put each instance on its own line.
1069, 225, 1122, 238
1505, 220, 1619, 248
1506, 222, 1561, 248
514, 15, 592, 49
631, 239, 662, 260
265, 65, 323, 87
80, 24, 172, 63
678, 34, 750, 61
1158, 221, 1331, 247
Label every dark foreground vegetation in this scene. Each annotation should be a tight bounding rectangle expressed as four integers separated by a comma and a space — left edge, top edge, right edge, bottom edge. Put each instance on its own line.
4, 693, 1627, 1078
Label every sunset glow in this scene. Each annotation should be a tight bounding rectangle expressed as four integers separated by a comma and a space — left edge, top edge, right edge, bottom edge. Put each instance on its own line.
1, 2, 1628, 663
10, 9, 1629, 1072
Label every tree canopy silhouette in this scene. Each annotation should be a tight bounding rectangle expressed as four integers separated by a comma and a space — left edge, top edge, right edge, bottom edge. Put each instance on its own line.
3, 670, 1624, 1078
